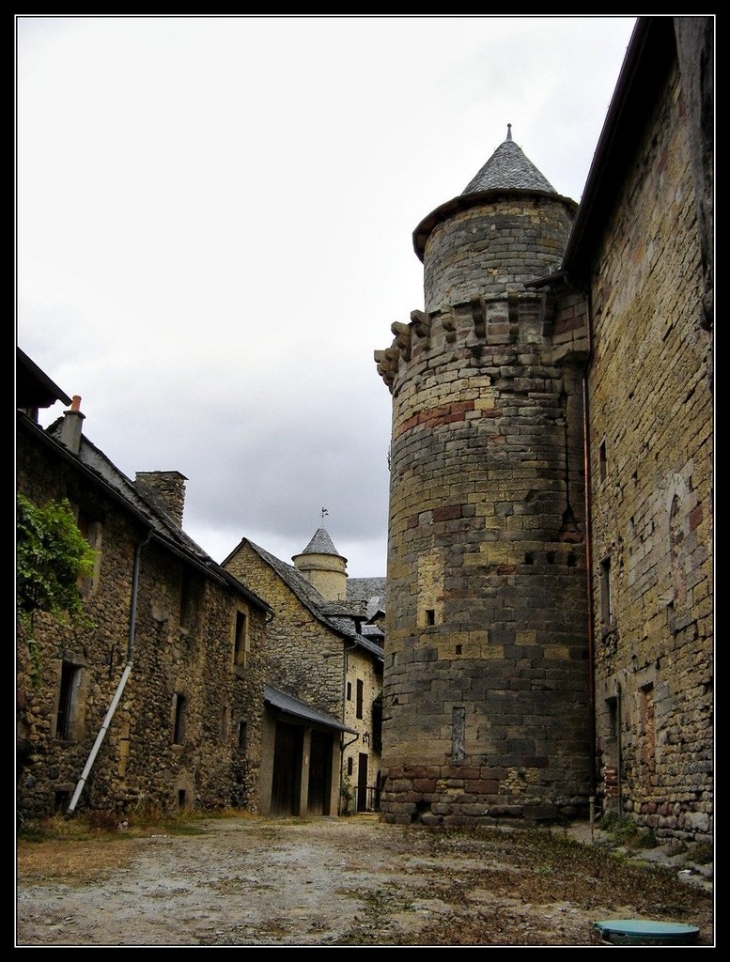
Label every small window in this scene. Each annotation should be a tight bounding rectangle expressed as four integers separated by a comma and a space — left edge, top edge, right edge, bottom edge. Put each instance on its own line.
220, 704, 230, 744
599, 556, 613, 628
172, 693, 187, 745
56, 661, 83, 741
180, 569, 193, 628
233, 609, 249, 668
347, 756, 353, 776
356, 679, 364, 720
425, 609, 435, 626
599, 440, 607, 482
237, 721, 248, 753
76, 509, 101, 596
346, 681, 352, 701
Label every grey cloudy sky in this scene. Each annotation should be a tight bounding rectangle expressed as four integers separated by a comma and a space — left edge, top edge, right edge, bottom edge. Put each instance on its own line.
16, 15, 638, 577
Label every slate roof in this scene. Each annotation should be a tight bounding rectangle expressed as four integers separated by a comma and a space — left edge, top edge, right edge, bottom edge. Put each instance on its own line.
298, 527, 343, 558
462, 125, 556, 195
241, 539, 384, 663
264, 685, 356, 733
25, 412, 271, 614
347, 577, 386, 620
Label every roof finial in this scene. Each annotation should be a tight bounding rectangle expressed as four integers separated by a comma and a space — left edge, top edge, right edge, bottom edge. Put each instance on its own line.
506, 123, 512, 142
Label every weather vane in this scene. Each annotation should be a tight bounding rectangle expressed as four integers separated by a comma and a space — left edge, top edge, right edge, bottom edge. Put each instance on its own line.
321, 507, 329, 519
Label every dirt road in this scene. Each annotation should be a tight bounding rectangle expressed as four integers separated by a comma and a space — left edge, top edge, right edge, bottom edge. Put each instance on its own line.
16, 815, 714, 947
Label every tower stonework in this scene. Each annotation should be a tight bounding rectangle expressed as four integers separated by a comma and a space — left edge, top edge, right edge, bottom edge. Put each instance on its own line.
375, 130, 593, 825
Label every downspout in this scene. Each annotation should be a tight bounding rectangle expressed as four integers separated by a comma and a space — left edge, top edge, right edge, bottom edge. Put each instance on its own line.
67, 528, 153, 815
581, 289, 598, 827
615, 680, 623, 817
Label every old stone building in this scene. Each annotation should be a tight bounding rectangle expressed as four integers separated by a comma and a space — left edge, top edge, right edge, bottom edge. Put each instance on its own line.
17, 349, 272, 819
375, 16, 713, 843
223, 530, 384, 816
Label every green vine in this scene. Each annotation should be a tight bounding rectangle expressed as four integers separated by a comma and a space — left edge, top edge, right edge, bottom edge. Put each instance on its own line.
16, 494, 97, 682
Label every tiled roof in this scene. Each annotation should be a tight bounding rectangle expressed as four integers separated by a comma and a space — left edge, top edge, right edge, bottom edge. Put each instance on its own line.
462, 126, 556, 195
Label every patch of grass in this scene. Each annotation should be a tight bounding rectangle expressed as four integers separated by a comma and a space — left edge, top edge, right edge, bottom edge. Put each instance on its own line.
688, 842, 713, 865
598, 814, 658, 850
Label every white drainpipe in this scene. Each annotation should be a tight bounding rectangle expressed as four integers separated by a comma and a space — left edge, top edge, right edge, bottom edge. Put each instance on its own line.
67, 529, 152, 816
67, 664, 132, 814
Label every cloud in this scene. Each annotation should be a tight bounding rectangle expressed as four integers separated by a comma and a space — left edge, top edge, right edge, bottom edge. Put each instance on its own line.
16, 15, 637, 578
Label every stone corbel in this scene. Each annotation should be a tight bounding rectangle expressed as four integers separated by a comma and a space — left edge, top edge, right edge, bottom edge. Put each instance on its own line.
470, 296, 486, 339
391, 321, 412, 361
441, 311, 457, 343
410, 310, 432, 339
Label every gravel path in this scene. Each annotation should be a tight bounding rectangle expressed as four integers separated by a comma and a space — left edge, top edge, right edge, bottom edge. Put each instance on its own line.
16, 815, 714, 947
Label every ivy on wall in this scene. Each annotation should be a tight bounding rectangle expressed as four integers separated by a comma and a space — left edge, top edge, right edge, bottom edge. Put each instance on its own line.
16, 493, 97, 627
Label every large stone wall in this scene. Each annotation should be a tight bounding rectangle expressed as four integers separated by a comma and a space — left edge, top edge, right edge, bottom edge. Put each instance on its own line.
223, 542, 344, 717
16, 417, 267, 820
587, 54, 713, 843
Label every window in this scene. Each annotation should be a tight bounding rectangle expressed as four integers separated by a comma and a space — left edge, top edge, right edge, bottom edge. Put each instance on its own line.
371, 694, 382, 753
76, 508, 101, 596
179, 568, 199, 630
237, 721, 248, 753
346, 681, 352, 701
56, 661, 83, 741
599, 556, 613, 629
233, 609, 249, 668
347, 756, 353, 776
599, 440, 607, 482
172, 693, 187, 745
451, 706, 466, 761
220, 704, 231, 744
356, 679, 364, 720
639, 684, 656, 774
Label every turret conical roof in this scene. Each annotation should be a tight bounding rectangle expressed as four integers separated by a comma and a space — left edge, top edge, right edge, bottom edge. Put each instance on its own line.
462, 124, 556, 195
299, 527, 341, 558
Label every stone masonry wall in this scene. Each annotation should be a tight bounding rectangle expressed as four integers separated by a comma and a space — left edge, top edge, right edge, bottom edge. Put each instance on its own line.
423, 194, 576, 310
587, 56, 713, 843
16, 418, 267, 819
223, 542, 344, 718
342, 646, 383, 812
379, 190, 592, 825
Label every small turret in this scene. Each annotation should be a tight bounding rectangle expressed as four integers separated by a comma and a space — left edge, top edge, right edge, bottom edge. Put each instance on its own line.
292, 528, 348, 601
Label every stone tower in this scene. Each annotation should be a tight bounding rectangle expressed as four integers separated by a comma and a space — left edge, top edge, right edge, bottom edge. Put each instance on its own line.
375, 127, 592, 825
292, 527, 348, 601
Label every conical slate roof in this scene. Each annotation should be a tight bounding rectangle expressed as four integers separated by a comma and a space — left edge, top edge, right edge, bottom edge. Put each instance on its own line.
462, 125, 556, 195
299, 527, 341, 557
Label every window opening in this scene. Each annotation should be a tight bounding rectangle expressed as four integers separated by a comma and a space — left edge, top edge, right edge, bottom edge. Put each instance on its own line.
57, 661, 82, 740
599, 440, 607, 482
173, 693, 187, 745
234, 609, 249, 667
451, 706, 466, 761
599, 556, 613, 628
237, 721, 248, 753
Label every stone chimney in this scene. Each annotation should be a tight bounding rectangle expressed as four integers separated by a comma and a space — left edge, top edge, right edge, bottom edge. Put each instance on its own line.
59, 396, 85, 455
134, 471, 188, 528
